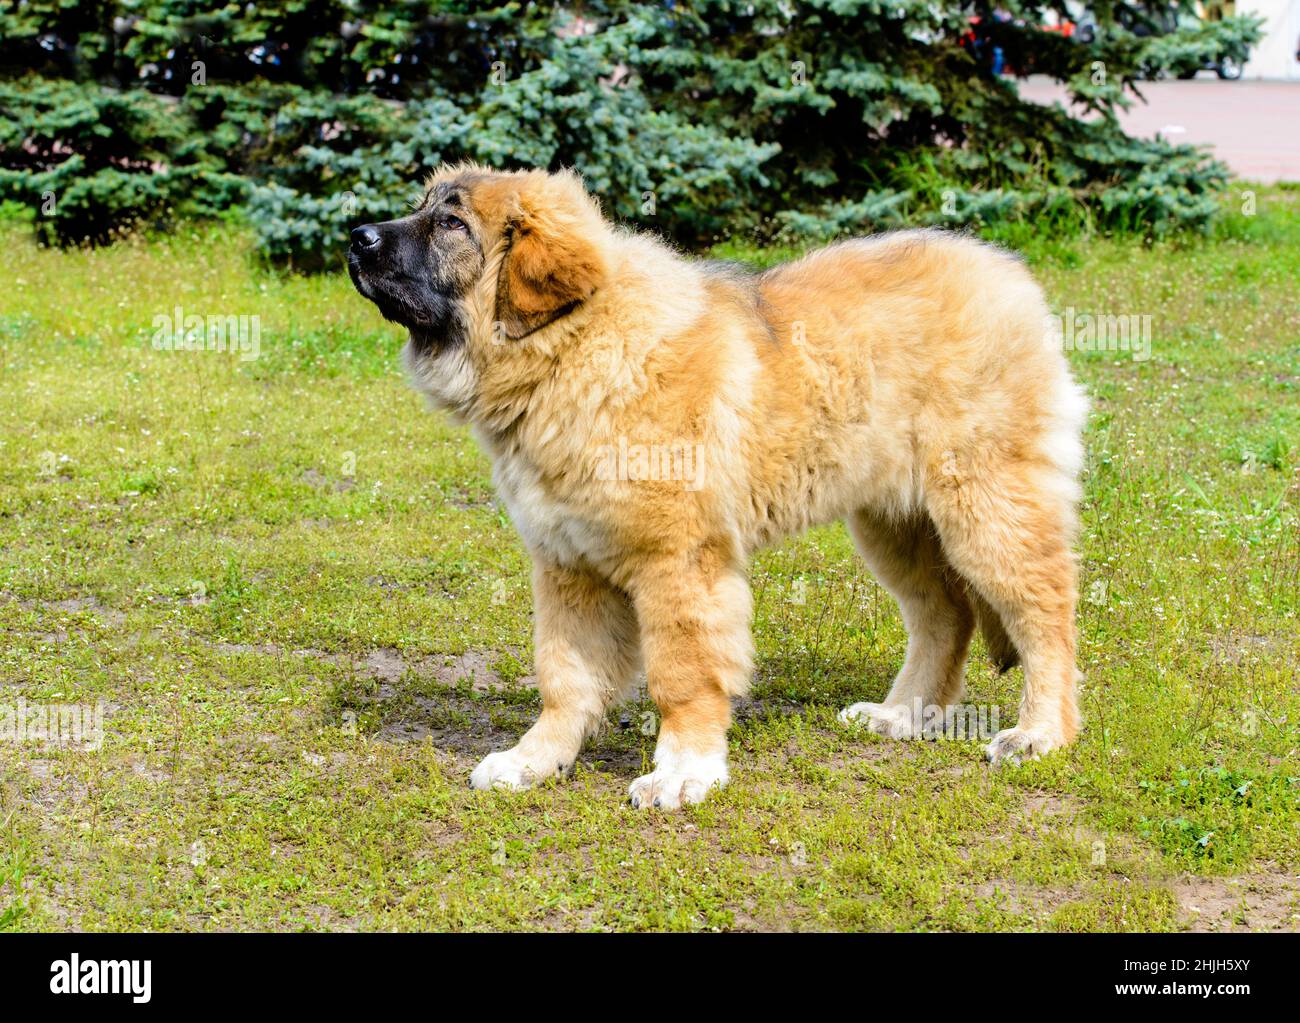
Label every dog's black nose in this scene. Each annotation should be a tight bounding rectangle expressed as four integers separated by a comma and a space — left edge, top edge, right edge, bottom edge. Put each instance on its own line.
350, 225, 381, 254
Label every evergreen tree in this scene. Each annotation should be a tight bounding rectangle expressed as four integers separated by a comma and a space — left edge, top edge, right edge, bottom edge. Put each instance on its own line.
0, 2, 1264, 264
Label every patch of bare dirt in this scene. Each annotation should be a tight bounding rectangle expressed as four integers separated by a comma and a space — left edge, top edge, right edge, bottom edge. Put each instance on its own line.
8, 759, 92, 820
199, 636, 537, 692
399, 649, 533, 691
971, 879, 1087, 921
1173, 868, 1300, 932
368, 691, 537, 758
1209, 631, 1295, 667
301, 467, 355, 493
363, 647, 407, 682
210, 641, 535, 693
2, 593, 127, 627
213, 641, 283, 657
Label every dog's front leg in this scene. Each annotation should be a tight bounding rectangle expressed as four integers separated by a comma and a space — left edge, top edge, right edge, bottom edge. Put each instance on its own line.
626, 549, 753, 810
470, 560, 640, 791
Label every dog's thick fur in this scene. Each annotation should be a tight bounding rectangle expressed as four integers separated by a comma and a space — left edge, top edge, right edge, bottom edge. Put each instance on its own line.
348, 164, 1088, 809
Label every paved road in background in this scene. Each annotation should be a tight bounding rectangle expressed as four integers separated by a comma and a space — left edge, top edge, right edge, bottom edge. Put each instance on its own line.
1017, 76, 1300, 183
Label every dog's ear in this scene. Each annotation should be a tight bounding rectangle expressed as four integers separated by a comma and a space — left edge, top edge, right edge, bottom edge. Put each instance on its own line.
495, 170, 609, 340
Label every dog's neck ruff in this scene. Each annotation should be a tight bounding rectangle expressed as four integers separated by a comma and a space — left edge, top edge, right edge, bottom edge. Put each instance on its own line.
405, 234, 602, 430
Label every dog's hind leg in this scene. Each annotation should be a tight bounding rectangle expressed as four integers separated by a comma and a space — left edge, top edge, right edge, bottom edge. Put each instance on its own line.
970, 590, 1021, 674
839, 508, 975, 739
925, 464, 1081, 765
470, 560, 640, 791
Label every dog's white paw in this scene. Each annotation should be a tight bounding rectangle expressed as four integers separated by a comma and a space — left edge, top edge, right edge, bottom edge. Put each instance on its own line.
838, 701, 918, 739
469, 747, 567, 791
628, 750, 728, 811
984, 726, 1061, 766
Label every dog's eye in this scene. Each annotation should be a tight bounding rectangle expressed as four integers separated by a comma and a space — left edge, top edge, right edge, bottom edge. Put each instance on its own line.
437, 215, 467, 232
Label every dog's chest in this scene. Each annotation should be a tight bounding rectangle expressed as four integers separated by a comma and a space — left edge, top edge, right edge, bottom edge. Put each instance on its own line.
491, 448, 613, 567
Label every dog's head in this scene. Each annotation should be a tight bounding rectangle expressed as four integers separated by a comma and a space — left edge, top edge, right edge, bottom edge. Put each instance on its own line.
347, 164, 611, 351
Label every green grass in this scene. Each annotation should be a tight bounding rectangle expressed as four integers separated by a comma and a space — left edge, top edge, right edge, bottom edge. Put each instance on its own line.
0, 193, 1297, 932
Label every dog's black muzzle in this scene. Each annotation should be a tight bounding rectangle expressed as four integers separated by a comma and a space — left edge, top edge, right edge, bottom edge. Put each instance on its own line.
347, 220, 455, 342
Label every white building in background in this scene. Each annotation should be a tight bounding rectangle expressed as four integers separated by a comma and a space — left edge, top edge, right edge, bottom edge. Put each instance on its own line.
1242, 0, 1300, 77
1209, 1, 1300, 78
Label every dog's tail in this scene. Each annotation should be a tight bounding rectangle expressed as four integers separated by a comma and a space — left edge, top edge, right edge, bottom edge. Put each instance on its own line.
970, 591, 1020, 674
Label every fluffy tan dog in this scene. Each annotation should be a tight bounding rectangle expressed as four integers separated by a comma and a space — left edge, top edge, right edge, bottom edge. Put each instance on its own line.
347, 164, 1088, 809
